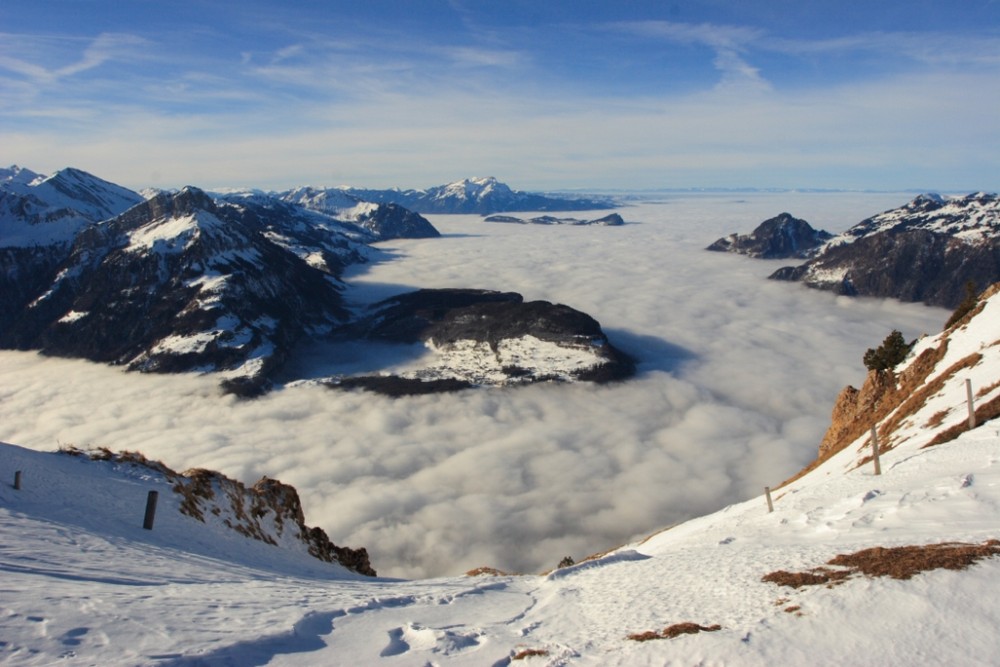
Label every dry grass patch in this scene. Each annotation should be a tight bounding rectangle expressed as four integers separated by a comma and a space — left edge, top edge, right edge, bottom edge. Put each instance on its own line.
627, 622, 722, 642
511, 648, 549, 660
925, 409, 949, 428
763, 540, 1000, 589
924, 393, 1000, 448
465, 566, 513, 577
976, 378, 1000, 398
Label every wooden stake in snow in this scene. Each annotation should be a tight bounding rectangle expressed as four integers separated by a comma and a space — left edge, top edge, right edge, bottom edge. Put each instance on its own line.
143, 490, 159, 530
870, 427, 882, 476
14, 470, 22, 490
966, 379, 976, 429
765, 486, 774, 513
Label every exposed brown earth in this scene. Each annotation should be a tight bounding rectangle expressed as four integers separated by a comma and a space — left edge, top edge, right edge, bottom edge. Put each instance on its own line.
627, 622, 722, 642
763, 540, 1000, 589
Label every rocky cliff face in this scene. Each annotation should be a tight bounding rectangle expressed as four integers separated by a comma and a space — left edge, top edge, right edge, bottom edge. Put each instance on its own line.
65, 447, 376, 576
789, 282, 1000, 484
769, 193, 1000, 308
707, 212, 832, 259
175, 469, 376, 576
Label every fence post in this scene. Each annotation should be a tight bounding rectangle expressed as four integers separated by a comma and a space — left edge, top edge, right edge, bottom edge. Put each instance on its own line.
870, 427, 882, 476
143, 490, 159, 530
14, 470, 22, 490
966, 379, 976, 429
764, 486, 774, 513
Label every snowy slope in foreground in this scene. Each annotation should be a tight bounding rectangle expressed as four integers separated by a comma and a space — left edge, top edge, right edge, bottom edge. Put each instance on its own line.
2, 294, 1000, 665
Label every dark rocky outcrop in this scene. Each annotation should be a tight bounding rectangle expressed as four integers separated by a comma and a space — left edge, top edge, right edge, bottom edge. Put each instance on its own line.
707, 212, 832, 259
334, 288, 636, 394
769, 193, 1000, 308
484, 212, 625, 226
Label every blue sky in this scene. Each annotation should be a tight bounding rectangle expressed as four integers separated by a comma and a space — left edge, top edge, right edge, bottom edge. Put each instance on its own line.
2, 1, 999, 192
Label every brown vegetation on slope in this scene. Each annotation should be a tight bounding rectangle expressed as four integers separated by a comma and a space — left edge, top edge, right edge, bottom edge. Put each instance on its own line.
627, 622, 723, 642
763, 540, 1000, 589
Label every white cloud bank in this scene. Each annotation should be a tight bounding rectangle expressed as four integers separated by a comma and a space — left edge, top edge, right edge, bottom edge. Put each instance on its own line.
0, 194, 948, 577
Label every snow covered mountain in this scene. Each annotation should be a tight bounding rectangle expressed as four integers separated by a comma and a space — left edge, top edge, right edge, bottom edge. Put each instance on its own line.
0, 166, 144, 247
0, 186, 362, 396
0, 166, 632, 396
336, 176, 616, 214
277, 187, 440, 240
770, 193, 1000, 307
2, 283, 999, 665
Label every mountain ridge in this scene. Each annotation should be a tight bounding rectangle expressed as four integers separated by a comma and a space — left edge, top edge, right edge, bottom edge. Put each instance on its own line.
769, 192, 1000, 307
1, 166, 634, 395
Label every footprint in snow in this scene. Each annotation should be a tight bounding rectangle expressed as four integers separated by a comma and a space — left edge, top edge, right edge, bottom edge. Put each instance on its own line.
60, 627, 89, 646
379, 627, 409, 657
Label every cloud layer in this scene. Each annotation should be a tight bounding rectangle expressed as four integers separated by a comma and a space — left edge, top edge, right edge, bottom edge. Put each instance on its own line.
0, 194, 948, 577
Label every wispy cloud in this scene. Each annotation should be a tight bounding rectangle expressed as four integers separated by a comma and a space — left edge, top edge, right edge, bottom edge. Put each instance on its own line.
765, 31, 1000, 67
613, 20, 769, 91
0, 32, 148, 84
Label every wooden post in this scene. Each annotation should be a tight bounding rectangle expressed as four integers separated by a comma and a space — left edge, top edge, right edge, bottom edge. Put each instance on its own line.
14, 470, 22, 490
870, 427, 882, 476
966, 379, 976, 429
143, 490, 159, 530
765, 486, 774, 513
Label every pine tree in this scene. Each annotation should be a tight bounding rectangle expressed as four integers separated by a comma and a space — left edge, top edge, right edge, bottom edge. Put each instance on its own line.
863, 330, 912, 372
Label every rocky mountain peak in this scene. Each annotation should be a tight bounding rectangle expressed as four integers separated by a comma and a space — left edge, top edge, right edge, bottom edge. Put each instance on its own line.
707, 212, 832, 259
0, 165, 42, 186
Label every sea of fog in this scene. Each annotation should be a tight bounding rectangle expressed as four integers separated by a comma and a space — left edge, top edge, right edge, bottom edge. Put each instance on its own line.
0, 193, 948, 578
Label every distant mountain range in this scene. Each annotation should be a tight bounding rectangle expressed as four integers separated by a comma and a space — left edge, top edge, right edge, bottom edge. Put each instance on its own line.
332, 176, 616, 214
0, 166, 632, 395
484, 213, 625, 226
709, 193, 1000, 308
